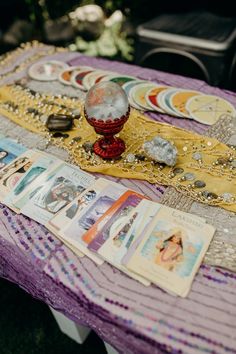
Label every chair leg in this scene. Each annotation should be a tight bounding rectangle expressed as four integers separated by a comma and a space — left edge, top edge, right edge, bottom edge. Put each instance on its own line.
104, 341, 119, 354
49, 306, 91, 344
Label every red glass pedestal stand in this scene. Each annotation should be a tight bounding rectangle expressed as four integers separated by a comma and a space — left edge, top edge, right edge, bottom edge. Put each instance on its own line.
84, 107, 130, 159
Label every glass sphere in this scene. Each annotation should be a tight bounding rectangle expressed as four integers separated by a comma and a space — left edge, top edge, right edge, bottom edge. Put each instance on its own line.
85, 81, 129, 122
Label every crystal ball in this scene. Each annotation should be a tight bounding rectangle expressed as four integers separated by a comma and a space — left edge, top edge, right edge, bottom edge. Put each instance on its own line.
85, 81, 129, 122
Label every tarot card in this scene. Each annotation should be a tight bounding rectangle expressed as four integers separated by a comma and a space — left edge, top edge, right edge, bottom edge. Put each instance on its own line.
12, 160, 63, 211
157, 88, 181, 117
126, 207, 215, 297
145, 86, 167, 113
88, 190, 146, 253
46, 178, 107, 235
122, 80, 146, 109
101, 75, 135, 86
20, 162, 95, 225
121, 203, 206, 268
115, 199, 161, 266
170, 90, 201, 118
71, 69, 94, 90
186, 94, 236, 125
82, 70, 112, 90
97, 202, 153, 286
82, 190, 142, 246
28, 60, 68, 81
58, 66, 90, 86
0, 137, 26, 171
130, 83, 157, 111
59, 180, 127, 264
3, 153, 59, 212
0, 150, 40, 201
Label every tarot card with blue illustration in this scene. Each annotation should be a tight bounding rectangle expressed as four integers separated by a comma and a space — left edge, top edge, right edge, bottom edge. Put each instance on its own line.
46, 178, 106, 235
0, 150, 40, 201
3, 151, 56, 211
12, 160, 63, 211
115, 199, 161, 266
60, 181, 127, 264
97, 200, 157, 286
88, 191, 146, 253
20, 162, 95, 225
0, 137, 26, 171
126, 207, 215, 297
121, 203, 206, 267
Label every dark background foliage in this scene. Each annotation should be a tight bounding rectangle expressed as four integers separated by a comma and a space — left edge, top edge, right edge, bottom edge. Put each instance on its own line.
1, 0, 235, 32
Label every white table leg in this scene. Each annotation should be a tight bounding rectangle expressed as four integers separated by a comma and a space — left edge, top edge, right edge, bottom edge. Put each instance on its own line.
104, 341, 119, 354
49, 306, 91, 344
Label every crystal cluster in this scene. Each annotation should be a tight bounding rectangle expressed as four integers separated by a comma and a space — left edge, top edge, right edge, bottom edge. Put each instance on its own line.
143, 136, 177, 166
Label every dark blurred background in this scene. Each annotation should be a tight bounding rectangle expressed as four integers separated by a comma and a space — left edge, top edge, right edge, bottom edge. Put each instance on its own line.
0, 277, 107, 354
0, 2, 236, 353
0, 1, 236, 88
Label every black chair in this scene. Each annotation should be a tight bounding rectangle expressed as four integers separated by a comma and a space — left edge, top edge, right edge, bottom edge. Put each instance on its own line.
135, 12, 236, 88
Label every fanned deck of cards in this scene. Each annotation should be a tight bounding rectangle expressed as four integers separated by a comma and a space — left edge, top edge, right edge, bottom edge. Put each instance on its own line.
0, 135, 215, 297
28, 61, 236, 125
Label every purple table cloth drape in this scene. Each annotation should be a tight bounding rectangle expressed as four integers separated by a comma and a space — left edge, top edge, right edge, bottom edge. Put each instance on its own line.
1, 47, 236, 354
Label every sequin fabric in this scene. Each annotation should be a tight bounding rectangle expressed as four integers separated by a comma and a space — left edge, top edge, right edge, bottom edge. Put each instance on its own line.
1, 43, 236, 353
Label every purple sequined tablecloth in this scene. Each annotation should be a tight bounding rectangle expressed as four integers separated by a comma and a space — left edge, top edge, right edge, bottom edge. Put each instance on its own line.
1, 45, 236, 354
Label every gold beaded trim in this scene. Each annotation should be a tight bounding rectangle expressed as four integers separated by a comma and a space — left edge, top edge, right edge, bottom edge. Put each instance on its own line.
0, 84, 236, 212
0, 41, 66, 83
161, 114, 236, 207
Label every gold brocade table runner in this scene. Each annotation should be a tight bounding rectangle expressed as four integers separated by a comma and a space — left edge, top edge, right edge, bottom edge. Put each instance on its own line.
0, 84, 236, 212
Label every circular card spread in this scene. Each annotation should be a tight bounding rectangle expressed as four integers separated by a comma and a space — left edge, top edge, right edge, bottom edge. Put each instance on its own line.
122, 80, 146, 109
28, 60, 69, 81
186, 94, 236, 125
71, 69, 94, 90
157, 88, 182, 117
145, 86, 168, 113
59, 66, 91, 85
170, 90, 202, 118
130, 83, 157, 111
82, 70, 114, 90
95, 74, 109, 84
101, 75, 136, 86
